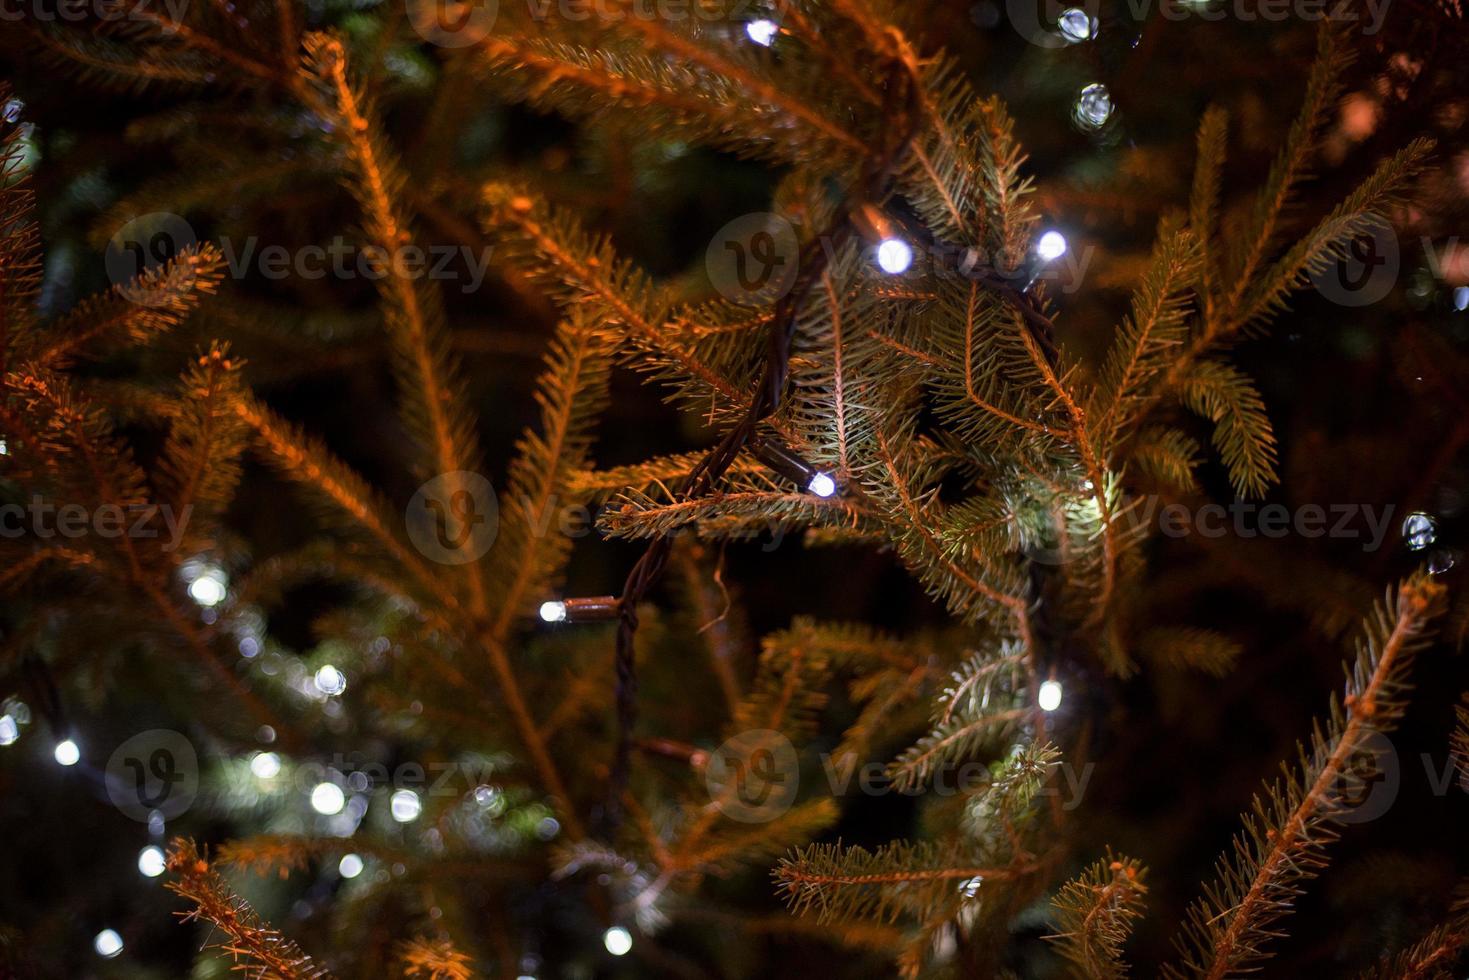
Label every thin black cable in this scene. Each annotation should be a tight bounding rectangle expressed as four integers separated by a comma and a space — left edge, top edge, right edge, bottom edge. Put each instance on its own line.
600, 59, 926, 839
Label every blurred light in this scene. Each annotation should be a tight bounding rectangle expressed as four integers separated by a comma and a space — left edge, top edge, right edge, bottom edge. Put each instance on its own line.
93, 929, 123, 959
538, 600, 567, 623
338, 853, 364, 878
1058, 7, 1095, 41
876, 238, 913, 274
1037, 230, 1068, 262
311, 782, 346, 815
250, 752, 281, 779
0, 715, 17, 746
1454, 286, 1469, 311
1403, 512, 1437, 551
1073, 83, 1113, 129
313, 664, 346, 697
138, 845, 166, 878
1038, 680, 1063, 712
959, 875, 983, 897
745, 18, 779, 45
808, 472, 837, 498
54, 739, 80, 766
0, 437, 8, 455
390, 789, 422, 823
186, 565, 228, 607
603, 926, 633, 956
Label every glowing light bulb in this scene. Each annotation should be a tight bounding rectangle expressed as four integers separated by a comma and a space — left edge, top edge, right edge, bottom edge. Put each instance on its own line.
93, 929, 123, 959
1073, 82, 1113, 129
250, 751, 281, 779
186, 565, 228, 607
138, 845, 166, 878
1058, 7, 1095, 41
745, 18, 778, 45
807, 472, 837, 498
0, 715, 17, 746
1403, 512, 1436, 551
390, 788, 422, 823
310, 782, 346, 815
539, 600, 567, 623
54, 738, 80, 766
313, 664, 346, 696
1038, 679, 1063, 712
338, 853, 364, 878
876, 237, 913, 274
603, 926, 633, 956
1036, 230, 1068, 262
1454, 286, 1469, 312
0, 437, 8, 455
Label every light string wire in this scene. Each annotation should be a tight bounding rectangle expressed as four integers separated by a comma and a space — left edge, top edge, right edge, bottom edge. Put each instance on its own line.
599, 53, 927, 839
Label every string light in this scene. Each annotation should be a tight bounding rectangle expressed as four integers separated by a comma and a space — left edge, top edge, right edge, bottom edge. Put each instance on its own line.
184, 563, 229, 608
0, 714, 17, 746
313, 664, 347, 697
1058, 7, 1096, 41
876, 238, 914, 274
603, 926, 633, 957
1038, 679, 1063, 712
389, 788, 422, 823
1036, 230, 1068, 262
338, 853, 364, 878
250, 751, 281, 779
750, 436, 839, 498
54, 738, 80, 766
1403, 512, 1436, 551
1022, 230, 1069, 292
93, 929, 123, 959
538, 597, 620, 624
1072, 82, 1114, 130
310, 781, 346, 815
745, 18, 779, 45
138, 845, 166, 878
